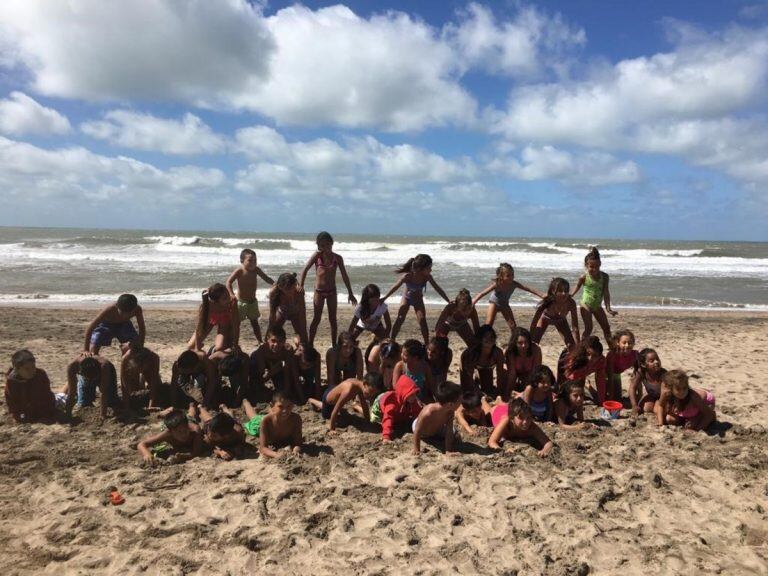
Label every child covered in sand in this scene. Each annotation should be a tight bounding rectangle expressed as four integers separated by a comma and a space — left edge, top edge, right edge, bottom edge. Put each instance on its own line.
488, 397, 554, 458
227, 248, 274, 344
300, 231, 357, 346
257, 391, 303, 459
5, 349, 57, 424
137, 408, 203, 464
309, 373, 383, 432
412, 381, 462, 455
656, 369, 716, 432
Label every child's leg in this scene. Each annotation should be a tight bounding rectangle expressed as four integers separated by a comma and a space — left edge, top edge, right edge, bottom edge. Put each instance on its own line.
141, 350, 162, 408
390, 300, 410, 341
218, 403, 235, 418
119, 359, 138, 410
456, 322, 476, 347
592, 307, 612, 343
291, 311, 309, 345
552, 317, 575, 350
531, 316, 550, 344
187, 325, 214, 350
327, 295, 339, 344
308, 398, 322, 411
414, 302, 429, 344
499, 307, 517, 331
250, 319, 262, 343
579, 307, 594, 340
309, 292, 325, 345
187, 402, 198, 421
485, 303, 498, 326
372, 324, 387, 342
242, 398, 256, 419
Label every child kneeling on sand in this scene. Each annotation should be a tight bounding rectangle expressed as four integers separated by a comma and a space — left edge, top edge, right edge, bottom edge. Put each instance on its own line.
137, 408, 203, 464
656, 369, 716, 432
309, 373, 383, 432
5, 349, 57, 424
412, 381, 462, 455
63, 354, 119, 418
488, 397, 554, 458
371, 374, 423, 443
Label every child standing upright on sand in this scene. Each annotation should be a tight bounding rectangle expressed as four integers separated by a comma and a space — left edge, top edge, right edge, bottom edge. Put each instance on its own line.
381, 254, 450, 344
473, 263, 545, 330
227, 248, 274, 344
571, 247, 617, 342
300, 232, 357, 346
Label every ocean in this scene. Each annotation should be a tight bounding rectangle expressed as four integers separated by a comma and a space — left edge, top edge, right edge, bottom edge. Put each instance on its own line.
1, 227, 766, 311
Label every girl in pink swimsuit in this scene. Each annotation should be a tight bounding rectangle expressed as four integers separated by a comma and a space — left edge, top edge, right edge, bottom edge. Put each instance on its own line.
188, 283, 239, 352
504, 327, 542, 398
656, 369, 716, 431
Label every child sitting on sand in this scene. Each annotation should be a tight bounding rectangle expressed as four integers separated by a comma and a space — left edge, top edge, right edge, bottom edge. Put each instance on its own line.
521, 365, 556, 423
197, 404, 246, 460
5, 350, 57, 424
349, 283, 391, 342
488, 397, 554, 458
629, 348, 665, 417
412, 381, 462, 455
571, 247, 617, 342
84, 293, 145, 355
268, 272, 309, 344
226, 248, 274, 344
454, 389, 494, 435
249, 326, 301, 402
188, 283, 240, 353
393, 339, 434, 402
258, 391, 303, 459
326, 331, 364, 389
382, 254, 450, 344
656, 369, 716, 432
530, 277, 580, 351
136, 408, 203, 464
554, 381, 590, 430
473, 263, 545, 330
300, 231, 357, 346
434, 289, 480, 346
64, 354, 119, 418
606, 329, 638, 401
372, 374, 423, 443
309, 373, 384, 432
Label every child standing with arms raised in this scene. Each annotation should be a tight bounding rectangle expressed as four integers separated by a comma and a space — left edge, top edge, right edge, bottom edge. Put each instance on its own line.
300, 232, 357, 346
227, 248, 274, 344
381, 254, 450, 344
571, 247, 617, 342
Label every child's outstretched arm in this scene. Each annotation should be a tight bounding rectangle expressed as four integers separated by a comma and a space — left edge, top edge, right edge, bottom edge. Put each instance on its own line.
299, 252, 320, 290
472, 283, 495, 306
328, 382, 351, 431
529, 303, 544, 334
428, 275, 451, 303
412, 415, 423, 455
137, 430, 170, 463
444, 415, 457, 453
488, 417, 508, 450
337, 255, 357, 304
571, 275, 585, 297
347, 312, 359, 334
455, 406, 476, 435
256, 266, 274, 285
434, 304, 451, 333
603, 273, 618, 316
382, 310, 392, 337
259, 419, 280, 458
514, 281, 546, 300
567, 298, 580, 342
357, 388, 371, 423
225, 268, 241, 299
381, 275, 406, 302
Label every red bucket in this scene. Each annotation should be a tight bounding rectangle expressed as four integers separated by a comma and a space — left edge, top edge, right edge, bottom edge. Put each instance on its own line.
602, 400, 623, 419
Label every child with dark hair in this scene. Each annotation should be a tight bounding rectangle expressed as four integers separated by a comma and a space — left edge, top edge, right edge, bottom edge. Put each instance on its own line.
300, 231, 357, 346
521, 365, 556, 422
473, 263, 545, 329
434, 288, 480, 346
530, 277, 579, 350
381, 254, 450, 344
136, 409, 203, 464
188, 283, 239, 352
198, 404, 246, 460
309, 373, 384, 432
5, 350, 57, 424
605, 329, 638, 401
293, 337, 322, 400
268, 272, 308, 344
349, 284, 391, 341
365, 339, 401, 390
558, 335, 607, 404
249, 326, 301, 403
427, 336, 452, 388
209, 349, 250, 407
656, 370, 716, 431
119, 342, 162, 411
629, 348, 666, 417
460, 325, 504, 397
504, 327, 542, 397
454, 389, 494, 435
488, 397, 554, 457
326, 331, 364, 389
393, 339, 434, 402
63, 353, 119, 418
170, 349, 217, 408
571, 247, 618, 342
226, 248, 274, 344
84, 293, 144, 355
258, 391, 303, 458
412, 381, 462, 455
554, 381, 590, 430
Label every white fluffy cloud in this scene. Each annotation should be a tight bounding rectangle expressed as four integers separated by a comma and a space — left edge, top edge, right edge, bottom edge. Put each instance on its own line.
0, 135, 226, 205
0, 91, 70, 136
81, 110, 225, 154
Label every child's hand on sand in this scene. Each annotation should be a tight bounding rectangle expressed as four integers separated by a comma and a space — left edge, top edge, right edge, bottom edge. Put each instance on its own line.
608, 309, 618, 316
292, 446, 301, 454
142, 453, 155, 465
382, 437, 392, 444
215, 448, 234, 461
538, 447, 553, 458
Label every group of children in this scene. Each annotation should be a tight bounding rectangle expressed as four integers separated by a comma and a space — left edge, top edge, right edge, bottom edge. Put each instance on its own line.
4, 234, 718, 463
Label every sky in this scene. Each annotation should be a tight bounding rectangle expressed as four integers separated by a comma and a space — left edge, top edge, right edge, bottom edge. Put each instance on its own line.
0, 0, 767, 240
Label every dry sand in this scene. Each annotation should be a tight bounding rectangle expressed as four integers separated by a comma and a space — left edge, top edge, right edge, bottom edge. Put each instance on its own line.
0, 305, 767, 575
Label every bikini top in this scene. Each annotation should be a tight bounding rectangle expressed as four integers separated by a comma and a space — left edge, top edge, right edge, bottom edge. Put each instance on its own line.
316, 253, 338, 270
208, 309, 232, 326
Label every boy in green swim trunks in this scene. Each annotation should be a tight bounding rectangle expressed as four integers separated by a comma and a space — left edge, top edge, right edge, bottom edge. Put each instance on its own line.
571, 247, 617, 342
227, 248, 274, 345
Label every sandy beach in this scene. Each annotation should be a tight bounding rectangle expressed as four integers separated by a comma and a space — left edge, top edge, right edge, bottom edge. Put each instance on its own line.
1, 304, 767, 575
